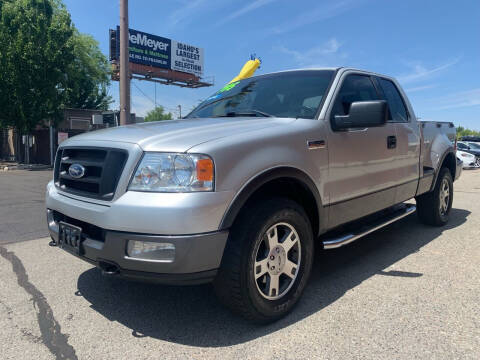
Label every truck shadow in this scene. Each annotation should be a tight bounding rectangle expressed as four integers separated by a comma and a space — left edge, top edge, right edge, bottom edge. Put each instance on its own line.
76, 208, 470, 347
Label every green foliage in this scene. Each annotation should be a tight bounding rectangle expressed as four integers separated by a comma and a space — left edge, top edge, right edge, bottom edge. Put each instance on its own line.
64, 30, 112, 110
144, 106, 173, 122
0, 0, 112, 133
0, 0, 74, 132
456, 126, 480, 139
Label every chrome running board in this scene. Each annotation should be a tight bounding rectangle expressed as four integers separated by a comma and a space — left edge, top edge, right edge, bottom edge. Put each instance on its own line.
322, 204, 416, 250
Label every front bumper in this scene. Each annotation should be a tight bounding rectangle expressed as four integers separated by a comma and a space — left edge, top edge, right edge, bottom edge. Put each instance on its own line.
47, 209, 228, 285
46, 180, 234, 235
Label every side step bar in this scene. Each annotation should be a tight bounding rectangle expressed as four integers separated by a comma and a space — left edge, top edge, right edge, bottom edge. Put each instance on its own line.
322, 204, 416, 250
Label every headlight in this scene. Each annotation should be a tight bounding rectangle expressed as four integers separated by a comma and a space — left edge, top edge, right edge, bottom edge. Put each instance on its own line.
129, 153, 214, 192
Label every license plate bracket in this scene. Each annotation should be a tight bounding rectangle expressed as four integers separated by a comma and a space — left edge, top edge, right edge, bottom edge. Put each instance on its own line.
58, 222, 83, 255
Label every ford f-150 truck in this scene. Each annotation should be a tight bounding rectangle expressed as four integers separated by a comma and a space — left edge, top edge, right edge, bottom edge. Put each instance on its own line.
46, 68, 461, 323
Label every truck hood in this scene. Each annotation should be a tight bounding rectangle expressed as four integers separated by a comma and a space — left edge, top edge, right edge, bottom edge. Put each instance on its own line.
64, 117, 293, 152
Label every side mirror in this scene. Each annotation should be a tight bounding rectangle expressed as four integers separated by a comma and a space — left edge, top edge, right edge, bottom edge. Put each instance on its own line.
333, 100, 388, 130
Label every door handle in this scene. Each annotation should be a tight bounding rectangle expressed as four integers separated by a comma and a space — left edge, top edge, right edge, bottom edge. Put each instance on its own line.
387, 135, 397, 149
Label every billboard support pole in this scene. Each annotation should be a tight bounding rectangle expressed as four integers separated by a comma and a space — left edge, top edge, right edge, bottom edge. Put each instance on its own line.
119, 0, 130, 126
49, 120, 55, 166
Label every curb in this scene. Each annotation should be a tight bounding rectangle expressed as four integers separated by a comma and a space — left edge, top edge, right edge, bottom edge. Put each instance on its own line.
1, 164, 52, 172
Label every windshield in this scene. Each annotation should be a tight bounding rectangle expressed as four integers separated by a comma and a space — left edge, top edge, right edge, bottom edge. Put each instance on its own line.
186, 70, 334, 119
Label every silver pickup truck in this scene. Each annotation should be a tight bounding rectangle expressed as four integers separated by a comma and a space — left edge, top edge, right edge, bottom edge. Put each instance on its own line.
46, 68, 461, 323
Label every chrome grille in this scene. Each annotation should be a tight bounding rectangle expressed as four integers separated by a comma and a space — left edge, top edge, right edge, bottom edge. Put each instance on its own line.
54, 147, 128, 200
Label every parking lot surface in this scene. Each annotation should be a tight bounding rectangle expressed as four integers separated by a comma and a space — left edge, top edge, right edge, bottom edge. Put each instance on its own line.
0, 170, 52, 244
0, 170, 479, 359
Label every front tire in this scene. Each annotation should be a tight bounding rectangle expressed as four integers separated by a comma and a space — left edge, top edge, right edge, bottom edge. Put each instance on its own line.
416, 167, 453, 226
213, 197, 314, 323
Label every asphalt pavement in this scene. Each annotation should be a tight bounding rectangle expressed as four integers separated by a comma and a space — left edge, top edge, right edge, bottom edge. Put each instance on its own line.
0, 170, 53, 244
0, 169, 479, 359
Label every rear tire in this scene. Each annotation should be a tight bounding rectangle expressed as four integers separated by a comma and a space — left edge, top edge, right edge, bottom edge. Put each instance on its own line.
213, 197, 314, 323
416, 167, 453, 226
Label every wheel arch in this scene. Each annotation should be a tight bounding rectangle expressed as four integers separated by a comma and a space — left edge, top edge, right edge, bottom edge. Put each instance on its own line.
219, 167, 325, 236
431, 150, 456, 191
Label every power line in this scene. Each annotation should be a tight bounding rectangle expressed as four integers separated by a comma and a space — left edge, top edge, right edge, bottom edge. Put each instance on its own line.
132, 81, 156, 106
131, 81, 180, 116
132, 82, 176, 110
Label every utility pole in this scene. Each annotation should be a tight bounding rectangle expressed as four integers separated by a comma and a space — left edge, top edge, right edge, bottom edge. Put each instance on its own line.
49, 120, 55, 166
178, 105, 182, 119
119, 0, 130, 126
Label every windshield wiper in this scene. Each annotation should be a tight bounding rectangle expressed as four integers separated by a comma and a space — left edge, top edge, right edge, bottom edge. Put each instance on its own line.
222, 110, 273, 118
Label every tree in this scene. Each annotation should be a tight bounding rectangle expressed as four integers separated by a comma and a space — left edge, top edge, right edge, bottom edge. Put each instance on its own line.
456, 126, 480, 139
0, 0, 112, 133
63, 30, 112, 110
0, 0, 74, 132
144, 106, 173, 122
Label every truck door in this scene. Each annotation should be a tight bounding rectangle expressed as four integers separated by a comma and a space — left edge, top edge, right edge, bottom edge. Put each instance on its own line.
375, 77, 421, 203
325, 73, 398, 228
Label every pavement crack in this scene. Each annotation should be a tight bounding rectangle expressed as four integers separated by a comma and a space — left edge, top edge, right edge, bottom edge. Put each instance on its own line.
0, 246, 78, 360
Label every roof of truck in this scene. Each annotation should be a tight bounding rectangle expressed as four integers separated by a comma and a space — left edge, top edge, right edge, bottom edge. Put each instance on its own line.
262, 67, 340, 74
256, 68, 405, 88
260, 67, 392, 78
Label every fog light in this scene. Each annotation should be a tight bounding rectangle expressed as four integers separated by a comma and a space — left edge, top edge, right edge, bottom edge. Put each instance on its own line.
127, 241, 175, 262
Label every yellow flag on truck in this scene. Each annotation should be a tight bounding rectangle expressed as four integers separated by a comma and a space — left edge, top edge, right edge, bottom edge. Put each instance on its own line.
229, 57, 261, 83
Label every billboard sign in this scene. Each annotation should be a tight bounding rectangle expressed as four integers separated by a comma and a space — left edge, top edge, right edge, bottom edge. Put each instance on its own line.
114, 27, 204, 77
171, 40, 204, 77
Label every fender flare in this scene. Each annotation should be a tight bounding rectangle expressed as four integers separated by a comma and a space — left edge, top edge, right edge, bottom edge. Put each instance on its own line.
431, 149, 456, 191
219, 167, 325, 236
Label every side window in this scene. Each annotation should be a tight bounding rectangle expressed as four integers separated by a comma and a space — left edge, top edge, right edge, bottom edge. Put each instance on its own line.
378, 78, 408, 122
331, 75, 379, 118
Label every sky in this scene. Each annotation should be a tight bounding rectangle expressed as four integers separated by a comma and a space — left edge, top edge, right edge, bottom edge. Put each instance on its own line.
62, 0, 479, 129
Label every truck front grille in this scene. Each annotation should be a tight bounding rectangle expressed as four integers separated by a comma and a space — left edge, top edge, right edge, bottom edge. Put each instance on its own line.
54, 147, 128, 201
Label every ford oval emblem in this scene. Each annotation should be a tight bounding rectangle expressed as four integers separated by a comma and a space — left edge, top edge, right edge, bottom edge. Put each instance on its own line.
68, 163, 86, 179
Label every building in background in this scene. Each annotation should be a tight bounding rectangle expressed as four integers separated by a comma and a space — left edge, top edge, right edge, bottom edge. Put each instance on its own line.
0, 108, 142, 165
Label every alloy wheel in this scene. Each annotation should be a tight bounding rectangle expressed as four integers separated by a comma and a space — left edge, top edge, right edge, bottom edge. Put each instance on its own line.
439, 178, 450, 216
253, 222, 301, 300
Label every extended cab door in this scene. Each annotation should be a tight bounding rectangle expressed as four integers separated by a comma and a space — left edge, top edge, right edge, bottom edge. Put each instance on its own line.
325, 72, 399, 228
375, 77, 421, 203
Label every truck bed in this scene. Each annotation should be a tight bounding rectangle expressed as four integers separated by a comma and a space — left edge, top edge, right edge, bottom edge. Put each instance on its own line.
419, 120, 456, 171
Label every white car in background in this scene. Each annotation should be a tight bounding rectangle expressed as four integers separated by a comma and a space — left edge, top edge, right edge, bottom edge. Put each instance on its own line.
456, 150, 480, 169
